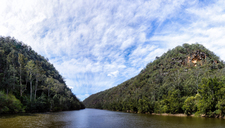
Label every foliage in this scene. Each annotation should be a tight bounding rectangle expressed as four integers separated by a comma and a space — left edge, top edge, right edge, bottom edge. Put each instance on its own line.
84, 43, 225, 117
196, 77, 225, 117
182, 95, 197, 115
0, 36, 84, 113
0, 91, 24, 114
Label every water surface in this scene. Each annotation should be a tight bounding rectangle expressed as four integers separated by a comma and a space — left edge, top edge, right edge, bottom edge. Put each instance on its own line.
0, 108, 225, 128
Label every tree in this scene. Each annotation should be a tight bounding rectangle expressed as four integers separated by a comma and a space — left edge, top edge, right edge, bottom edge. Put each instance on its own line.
4, 50, 18, 94
34, 61, 45, 100
25, 60, 36, 101
0, 36, 84, 112
45, 76, 54, 98
18, 53, 27, 96
138, 96, 152, 113
197, 77, 221, 116
182, 95, 198, 115
4, 65, 17, 94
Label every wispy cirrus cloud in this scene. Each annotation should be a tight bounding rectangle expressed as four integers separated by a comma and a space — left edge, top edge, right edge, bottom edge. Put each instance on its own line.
1, 0, 225, 101
150, 0, 225, 59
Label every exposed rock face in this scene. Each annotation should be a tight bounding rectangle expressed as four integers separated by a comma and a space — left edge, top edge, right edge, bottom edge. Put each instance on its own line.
164, 50, 218, 69
188, 50, 207, 66
155, 50, 221, 77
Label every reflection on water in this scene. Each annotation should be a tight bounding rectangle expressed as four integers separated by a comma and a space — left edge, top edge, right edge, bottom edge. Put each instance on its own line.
0, 109, 225, 128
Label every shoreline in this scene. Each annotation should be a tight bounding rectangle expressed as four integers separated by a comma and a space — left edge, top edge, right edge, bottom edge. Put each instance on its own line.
99, 108, 225, 119
151, 113, 194, 117
151, 113, 225, 119
0, 108, 85, 115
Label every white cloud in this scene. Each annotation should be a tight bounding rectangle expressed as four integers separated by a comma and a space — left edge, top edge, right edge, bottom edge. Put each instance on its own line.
1, 0, 225, 101
77, 94, 90, 101
108, 70, 119, 77
68, 86, 74, 89
150, 0, 225, 60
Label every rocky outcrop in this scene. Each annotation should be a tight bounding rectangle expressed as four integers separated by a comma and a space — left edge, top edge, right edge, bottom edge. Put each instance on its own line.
158, 50, 219, 73
187, 50, 207, 66
172, 50, 218, 67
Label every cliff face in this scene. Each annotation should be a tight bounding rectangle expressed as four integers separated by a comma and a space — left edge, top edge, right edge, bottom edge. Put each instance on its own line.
83, 43, 224, 114
188, 50, 206, 66
170, 50, 218, 68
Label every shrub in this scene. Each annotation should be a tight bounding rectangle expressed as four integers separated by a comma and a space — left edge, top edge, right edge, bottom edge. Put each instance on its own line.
0, 91, 24, 113
182, 96, 197, 115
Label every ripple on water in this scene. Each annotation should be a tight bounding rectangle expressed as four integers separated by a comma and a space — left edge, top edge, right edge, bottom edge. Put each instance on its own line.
1, 109, 225, 128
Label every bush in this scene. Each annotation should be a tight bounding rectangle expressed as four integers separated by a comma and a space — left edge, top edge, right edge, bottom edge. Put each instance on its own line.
182, 96, 197, 115
0, 91, 24, 113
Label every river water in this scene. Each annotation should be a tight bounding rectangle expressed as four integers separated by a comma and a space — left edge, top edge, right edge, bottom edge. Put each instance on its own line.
0, 108, 225, 128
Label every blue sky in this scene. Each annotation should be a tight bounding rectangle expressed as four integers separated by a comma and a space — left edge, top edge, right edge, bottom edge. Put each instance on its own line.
1, 0, 225, 101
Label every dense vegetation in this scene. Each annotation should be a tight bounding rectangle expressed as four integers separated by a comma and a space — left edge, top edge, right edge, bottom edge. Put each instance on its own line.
84, 43, 225, 117
0, 36, 85, 114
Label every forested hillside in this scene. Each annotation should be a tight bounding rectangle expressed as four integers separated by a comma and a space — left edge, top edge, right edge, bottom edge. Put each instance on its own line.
0, 36, 85, 114
84, 43, 225, 117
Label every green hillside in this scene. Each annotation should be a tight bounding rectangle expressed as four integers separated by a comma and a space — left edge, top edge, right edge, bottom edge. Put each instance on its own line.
84, 43, 225, 117
0, 36, 85, 114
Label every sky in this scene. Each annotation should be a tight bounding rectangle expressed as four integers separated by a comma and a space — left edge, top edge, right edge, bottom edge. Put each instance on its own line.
1, 0, 225, 101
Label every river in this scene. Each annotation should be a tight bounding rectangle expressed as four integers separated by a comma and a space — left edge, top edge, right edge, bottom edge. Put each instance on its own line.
0, 108, 225, 128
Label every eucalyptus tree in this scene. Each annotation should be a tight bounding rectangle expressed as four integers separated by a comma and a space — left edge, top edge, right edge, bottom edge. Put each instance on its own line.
18, 53, 27, 96
5, 50, 18, 94
0, 47, 5, 89
0, 36, 85, 112
34, 60, 45, 100
25, 60, 36, 101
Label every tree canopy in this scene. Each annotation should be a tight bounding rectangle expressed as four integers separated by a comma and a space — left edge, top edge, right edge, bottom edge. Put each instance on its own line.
84, 43, 225, 117
0, 36, 85, 113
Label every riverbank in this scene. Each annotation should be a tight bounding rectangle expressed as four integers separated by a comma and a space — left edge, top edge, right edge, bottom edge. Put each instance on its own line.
88, 108, 225, 119
148, 112, 225, 119
111, 109, 225, 119
151, 113, 193, 117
